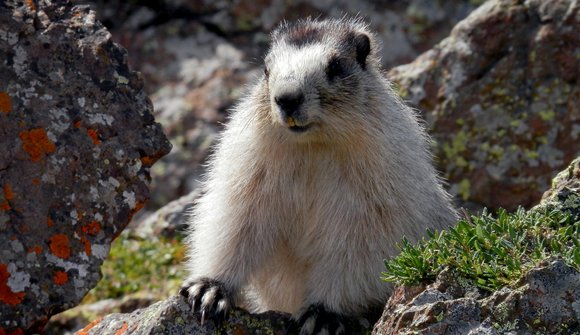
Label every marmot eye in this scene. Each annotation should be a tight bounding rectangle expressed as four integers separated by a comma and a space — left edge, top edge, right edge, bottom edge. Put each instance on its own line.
327, 58, 343, 80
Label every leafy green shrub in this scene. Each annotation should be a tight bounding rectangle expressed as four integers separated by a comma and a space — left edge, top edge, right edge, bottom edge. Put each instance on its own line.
382, 207, 579, 291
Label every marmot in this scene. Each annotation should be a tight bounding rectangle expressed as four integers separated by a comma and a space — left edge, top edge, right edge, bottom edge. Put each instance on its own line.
181, 17, 458, 334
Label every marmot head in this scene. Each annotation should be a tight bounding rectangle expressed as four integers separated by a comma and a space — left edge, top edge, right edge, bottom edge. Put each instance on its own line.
262, 18, 381, 143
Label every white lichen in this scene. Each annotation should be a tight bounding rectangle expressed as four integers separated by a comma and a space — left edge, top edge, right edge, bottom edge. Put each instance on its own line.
88, 113, 115, 126
122, 190, 136, 209
91, 244, 110, 260
46, 254, 89, 278
7, 263, 30, 293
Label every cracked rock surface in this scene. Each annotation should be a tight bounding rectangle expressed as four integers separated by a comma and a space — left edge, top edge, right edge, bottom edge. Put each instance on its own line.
0, 0, 171, 333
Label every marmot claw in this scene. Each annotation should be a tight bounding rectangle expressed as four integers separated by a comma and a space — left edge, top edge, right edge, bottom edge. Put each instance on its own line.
180, 277, 233, 326
288, 304, 358, 335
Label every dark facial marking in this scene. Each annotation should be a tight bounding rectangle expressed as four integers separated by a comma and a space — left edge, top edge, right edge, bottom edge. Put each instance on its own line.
326, 57, 345, 81
285, 25, 323, 47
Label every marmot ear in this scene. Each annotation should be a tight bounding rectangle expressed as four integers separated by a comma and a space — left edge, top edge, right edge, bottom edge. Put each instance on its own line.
354, 33, 371, 70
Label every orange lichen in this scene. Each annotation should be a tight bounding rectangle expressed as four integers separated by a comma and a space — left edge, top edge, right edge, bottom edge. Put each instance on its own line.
81, 221, 101, 236
19, 128, 56, 162
86, 128, 100, 145
28, 246, 42, 254
80, 235, 92, 256
1, 185, 13, 211
140, 156, 153, 166
114, 322, 128, 335
76, 317, 103, 335
0, 328, 24, 335
74, 121, 82, 128
4, 184, 13, 201
0, 92, 11, 115
49, 234, 71, 259
53, 271, 68, 285
0, 264, 25, 305
25, 0, 36, 11
47, 217, 54, 227
31, 178, 41, 185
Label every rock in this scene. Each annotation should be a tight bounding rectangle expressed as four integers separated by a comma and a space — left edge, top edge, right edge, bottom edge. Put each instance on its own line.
44, 292, 159, 335
77, 295, 292, 335
128, 189, 202, 239
372, 259, 579, 335
389, 0, 580, 211
0, 0, 171, 333
535, 156, 580, 220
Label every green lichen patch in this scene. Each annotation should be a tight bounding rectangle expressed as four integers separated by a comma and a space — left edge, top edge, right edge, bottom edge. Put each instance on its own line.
382, 207, 579, 291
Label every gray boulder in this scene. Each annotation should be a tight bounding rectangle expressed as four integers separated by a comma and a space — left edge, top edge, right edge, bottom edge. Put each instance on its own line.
0, 0, 170, 333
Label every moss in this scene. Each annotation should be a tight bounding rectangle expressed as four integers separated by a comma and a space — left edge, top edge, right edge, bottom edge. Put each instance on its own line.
538, 109, 556, 121
458, 178, 471, 201
82, 233, 186, 304
442, 130, 468, 159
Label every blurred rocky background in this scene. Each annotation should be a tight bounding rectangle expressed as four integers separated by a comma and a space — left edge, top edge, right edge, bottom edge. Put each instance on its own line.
78, 0, 488, 222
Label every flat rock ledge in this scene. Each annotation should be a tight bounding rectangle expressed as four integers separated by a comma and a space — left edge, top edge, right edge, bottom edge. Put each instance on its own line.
77, 296, 292, 335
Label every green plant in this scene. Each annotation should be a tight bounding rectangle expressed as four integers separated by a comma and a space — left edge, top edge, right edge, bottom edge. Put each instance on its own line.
382, 207, 579, 291
82, 233, 186, 303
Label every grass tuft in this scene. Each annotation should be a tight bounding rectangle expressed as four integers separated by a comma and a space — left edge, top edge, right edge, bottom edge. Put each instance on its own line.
382, 207, 579, 291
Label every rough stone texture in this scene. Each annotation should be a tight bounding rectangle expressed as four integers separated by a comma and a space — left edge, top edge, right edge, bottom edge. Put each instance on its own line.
77, 295, 292, 335
389, 0, 580, 211
535, 156, 580, 220
0, 1, 171, 333
79, 0, 480, 212
371, 259, 579, 335
44, 292, 159, 335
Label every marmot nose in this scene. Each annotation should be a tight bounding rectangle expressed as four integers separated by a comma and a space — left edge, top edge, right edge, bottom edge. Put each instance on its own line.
275, 93, 304, 117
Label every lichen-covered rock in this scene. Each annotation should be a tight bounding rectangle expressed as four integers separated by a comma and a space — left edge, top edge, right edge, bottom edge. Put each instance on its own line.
372, 259, 579, 335
0, 1, 171, 333
389, 0, 580, 211
535, 156, 580, 220
77, 295, 292, 335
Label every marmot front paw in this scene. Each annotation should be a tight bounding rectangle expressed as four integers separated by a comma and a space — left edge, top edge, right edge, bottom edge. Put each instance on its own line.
179, 277, 233, 325
289, 304, 360, 335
